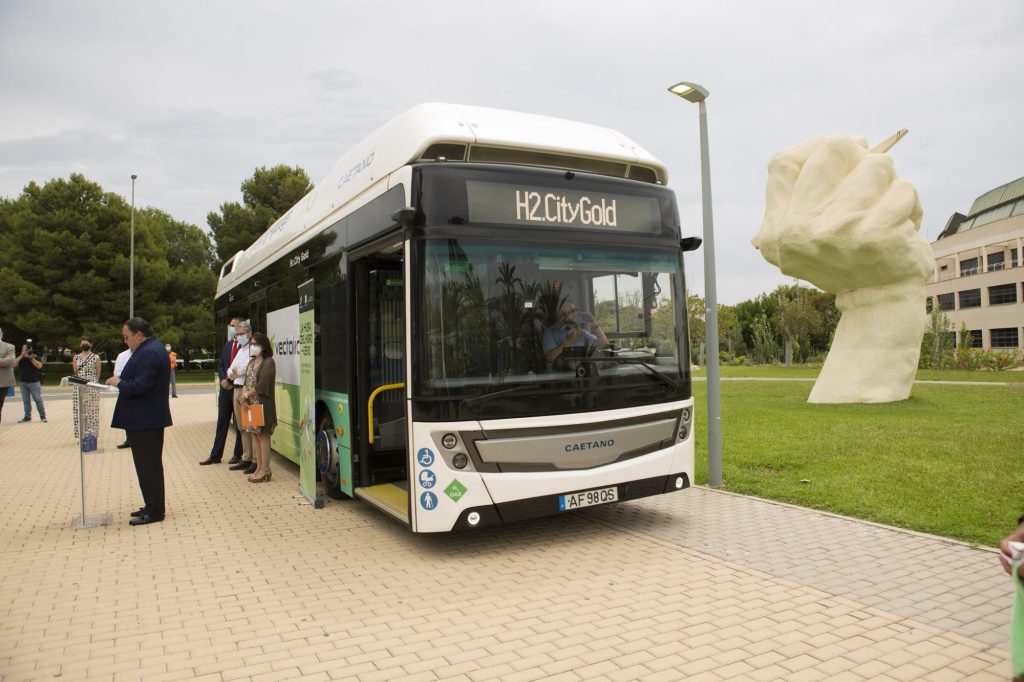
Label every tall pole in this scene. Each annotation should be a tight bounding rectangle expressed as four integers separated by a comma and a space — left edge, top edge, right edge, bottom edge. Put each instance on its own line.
697, 100, 722, 487
130, 174, 137, 318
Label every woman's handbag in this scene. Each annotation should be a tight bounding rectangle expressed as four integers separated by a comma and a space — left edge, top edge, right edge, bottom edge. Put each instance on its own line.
241, 403, 265, 428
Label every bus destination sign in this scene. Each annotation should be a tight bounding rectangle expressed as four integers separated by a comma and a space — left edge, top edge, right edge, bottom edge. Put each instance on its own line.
467, 181, 662, 232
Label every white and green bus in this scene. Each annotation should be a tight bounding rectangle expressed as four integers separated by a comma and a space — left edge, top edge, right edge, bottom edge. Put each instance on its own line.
215, 103, 701, 532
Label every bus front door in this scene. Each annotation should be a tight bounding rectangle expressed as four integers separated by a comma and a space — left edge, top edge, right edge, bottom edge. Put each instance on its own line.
352, 257, 409, 523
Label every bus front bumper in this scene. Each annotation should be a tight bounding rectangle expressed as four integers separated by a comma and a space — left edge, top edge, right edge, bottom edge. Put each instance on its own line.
449, 472, 690, 531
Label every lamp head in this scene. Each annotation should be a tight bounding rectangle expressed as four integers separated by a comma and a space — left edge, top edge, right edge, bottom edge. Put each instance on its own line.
667, 81, 709, 103
131, 174, 138, 180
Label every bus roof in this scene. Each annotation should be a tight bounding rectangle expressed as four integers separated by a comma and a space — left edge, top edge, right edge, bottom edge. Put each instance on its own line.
217, 103, 668, 294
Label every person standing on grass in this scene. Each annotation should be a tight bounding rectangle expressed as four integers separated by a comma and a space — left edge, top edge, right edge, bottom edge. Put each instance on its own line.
106, 318, 172, 526
999, 515, 1024, 682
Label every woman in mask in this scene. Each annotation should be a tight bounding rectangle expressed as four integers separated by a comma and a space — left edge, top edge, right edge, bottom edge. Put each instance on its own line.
240, 331, 277, 482
72, 336, 102, 442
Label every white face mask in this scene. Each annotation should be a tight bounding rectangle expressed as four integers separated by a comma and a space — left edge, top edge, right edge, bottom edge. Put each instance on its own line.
250, 345, 262, 356
165, 345, 171, 352
237, 334, 250, 347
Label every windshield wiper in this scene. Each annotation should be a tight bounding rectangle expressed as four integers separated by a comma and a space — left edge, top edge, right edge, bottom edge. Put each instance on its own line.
573, 356, 682, 392
458, 382, 543, 413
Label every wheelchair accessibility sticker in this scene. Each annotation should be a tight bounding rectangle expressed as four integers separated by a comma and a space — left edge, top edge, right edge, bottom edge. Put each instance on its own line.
417, 448, 435, 467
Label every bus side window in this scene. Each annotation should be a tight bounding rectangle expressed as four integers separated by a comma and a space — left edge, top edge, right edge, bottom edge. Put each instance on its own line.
318, 282, 349, 392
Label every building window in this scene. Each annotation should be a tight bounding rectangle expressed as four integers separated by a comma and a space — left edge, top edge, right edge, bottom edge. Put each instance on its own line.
1012, 248, 1019, 268
959, 257, 979, 277
969, 330, 983, 348
988, 252, 1005, 272
989, 283, 1018, 305
990, 328, 1019, 348
937, 293, 955, 311
958, 288, 981, 308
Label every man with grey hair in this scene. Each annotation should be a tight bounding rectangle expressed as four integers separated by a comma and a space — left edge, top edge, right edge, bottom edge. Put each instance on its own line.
0, 326, 16, 423
226, 319, 255, 473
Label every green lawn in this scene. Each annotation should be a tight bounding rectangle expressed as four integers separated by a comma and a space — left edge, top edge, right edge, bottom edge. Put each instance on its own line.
692, 364, 1022, 383
690, 371, 1024, 547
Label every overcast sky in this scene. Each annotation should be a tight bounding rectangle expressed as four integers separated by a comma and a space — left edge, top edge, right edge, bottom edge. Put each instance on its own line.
2, 1, 1021, 304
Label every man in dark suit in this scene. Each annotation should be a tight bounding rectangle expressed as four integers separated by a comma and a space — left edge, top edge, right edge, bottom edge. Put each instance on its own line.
106, 317, 172, 526
199, 316, 244, 465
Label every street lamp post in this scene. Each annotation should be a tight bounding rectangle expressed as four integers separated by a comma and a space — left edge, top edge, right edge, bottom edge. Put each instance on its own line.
130, 174, 137, 318
667, 81, 722, 487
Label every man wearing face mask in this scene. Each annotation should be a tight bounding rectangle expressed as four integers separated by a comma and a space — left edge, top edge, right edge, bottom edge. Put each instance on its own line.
166, 344, 178, 398
226, 320, 255, 473
199, 317, 244, 465
543, 301, 607, 371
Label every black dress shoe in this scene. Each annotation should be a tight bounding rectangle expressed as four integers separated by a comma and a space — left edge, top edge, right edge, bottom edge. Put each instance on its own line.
130, 507, 147, 518
129, 514, 164, 526
117, 441, 131, 449
199, 457, 221, 465
229, 461, 250, 470
243, 463, 258, 475
227, 457, 241, 464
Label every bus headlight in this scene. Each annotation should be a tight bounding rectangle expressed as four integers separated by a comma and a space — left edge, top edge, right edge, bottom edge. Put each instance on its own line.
467, 511, 481, 526
441, 433, 458, 450
681, 407, 691, 423
452, 453, 469, 469
678, 425, 688, 441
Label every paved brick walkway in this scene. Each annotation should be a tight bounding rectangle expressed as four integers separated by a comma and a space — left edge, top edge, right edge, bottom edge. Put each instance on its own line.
0, 392, 1013, 681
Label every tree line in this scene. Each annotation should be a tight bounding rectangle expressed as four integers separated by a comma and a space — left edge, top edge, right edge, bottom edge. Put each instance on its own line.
688, 283, 839, 367
0, 166, 311, 365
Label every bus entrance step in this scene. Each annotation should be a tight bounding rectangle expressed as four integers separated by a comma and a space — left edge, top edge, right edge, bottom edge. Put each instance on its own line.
355, 483, 410, 525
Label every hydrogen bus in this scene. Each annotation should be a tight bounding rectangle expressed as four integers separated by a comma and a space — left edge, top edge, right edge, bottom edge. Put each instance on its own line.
214, 103, 701, 532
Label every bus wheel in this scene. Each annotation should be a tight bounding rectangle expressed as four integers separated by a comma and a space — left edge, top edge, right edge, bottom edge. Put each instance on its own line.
317, 413, 345, 500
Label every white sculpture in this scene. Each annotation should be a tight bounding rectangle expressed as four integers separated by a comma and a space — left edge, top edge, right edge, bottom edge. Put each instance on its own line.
752, 132, 933, 403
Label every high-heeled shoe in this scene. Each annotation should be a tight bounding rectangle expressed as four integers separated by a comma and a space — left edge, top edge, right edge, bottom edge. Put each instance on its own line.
248, 470, 272, 483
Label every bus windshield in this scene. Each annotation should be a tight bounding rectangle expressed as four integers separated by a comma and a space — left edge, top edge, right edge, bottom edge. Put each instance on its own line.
415, 238, 690, 420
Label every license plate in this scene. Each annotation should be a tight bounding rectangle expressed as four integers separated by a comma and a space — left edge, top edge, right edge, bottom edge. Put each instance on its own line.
559, 486, 618, 511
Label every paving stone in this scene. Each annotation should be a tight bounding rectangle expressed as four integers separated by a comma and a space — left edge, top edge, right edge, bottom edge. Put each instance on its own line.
0, 392, 1013, 681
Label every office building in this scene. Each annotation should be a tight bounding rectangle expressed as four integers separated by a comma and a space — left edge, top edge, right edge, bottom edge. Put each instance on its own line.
926, 176, 1023, 350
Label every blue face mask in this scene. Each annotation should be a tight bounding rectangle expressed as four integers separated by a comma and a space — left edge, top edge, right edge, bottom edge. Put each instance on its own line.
227, 325, 236, 339
237, 334, 250, 347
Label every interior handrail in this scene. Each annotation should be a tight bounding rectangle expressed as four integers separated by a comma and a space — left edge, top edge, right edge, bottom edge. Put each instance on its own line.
367, 382, 406, 444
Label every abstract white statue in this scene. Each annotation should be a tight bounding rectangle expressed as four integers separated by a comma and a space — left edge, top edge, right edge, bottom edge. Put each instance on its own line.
752, 132, 933, 403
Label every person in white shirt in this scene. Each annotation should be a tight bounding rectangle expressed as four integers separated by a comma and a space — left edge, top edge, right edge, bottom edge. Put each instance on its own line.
226, 320, 254, 473
114, 347, 133, 448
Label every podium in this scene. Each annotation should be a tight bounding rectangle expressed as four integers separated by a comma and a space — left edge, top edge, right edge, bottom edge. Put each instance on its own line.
67, 376, 116, 529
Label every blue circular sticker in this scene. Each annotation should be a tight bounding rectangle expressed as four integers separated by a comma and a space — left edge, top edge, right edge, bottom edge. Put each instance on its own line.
417, 448, 435, 467
420, 492, 438, 510
418, 470, 436, 489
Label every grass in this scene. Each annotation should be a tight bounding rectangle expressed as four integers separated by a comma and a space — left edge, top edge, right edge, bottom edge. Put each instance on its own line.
691, 364, 1023, 383
690, 370, 1024, 547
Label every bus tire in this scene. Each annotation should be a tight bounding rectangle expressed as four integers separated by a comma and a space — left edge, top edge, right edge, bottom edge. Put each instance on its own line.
317, 412, 345, 500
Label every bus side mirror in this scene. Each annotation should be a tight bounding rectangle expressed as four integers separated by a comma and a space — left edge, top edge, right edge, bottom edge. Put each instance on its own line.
680, 237, 702, 252
391, 207, 417, 228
